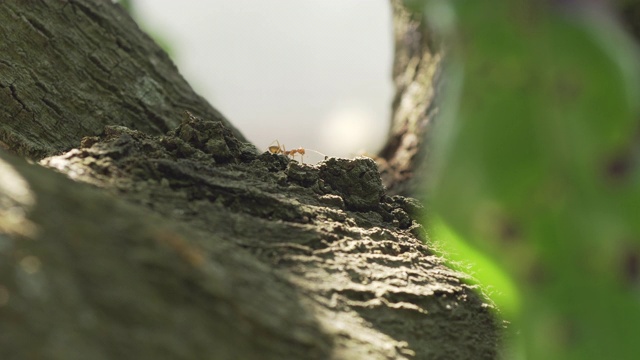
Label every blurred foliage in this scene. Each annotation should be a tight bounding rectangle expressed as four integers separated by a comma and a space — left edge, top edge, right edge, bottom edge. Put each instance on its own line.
429, 216, 521, 318
411, 0, 640, 358
118, 0, 133, 13
116, 0, 175, 58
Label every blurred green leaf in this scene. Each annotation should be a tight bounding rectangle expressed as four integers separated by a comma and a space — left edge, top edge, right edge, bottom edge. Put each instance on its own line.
118, 0, 133, 14
429, 215, 521, 319
402, 0, 427, 14
424, 0, 640, 358
118, 0, 175, 58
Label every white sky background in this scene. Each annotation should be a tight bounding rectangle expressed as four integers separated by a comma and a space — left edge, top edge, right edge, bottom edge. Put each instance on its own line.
132, 0, 393, 160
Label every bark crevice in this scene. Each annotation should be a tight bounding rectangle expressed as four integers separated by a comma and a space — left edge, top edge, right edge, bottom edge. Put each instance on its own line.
0, 1, 502, 359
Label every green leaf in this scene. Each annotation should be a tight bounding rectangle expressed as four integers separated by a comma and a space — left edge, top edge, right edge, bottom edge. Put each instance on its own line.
425, 1, 640, 358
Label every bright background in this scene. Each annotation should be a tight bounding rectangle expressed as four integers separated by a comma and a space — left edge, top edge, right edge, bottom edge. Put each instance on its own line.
131, 0, 394, 160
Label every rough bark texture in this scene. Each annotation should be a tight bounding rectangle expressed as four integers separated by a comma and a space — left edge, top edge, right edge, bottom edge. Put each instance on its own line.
0, 0, 244, 159
376, 0, 442, 197
0, 1, 501, 359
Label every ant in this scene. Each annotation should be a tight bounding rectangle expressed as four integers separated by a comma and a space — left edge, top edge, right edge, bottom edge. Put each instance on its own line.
268, 140, 327, 163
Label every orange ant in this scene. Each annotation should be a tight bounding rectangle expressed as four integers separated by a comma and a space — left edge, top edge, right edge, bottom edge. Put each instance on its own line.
268, 140, 327, 163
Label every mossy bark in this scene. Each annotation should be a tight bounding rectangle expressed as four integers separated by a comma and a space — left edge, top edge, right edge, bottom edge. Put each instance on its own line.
0, 1, 500, 359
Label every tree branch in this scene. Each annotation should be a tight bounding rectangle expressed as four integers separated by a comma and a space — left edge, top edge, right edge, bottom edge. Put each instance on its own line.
0, 1, 501, 358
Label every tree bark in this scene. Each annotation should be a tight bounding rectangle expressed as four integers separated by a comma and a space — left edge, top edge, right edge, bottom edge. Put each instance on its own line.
0, 0, 244, 159
0, 1, 500, 359
376, 0, 443, 198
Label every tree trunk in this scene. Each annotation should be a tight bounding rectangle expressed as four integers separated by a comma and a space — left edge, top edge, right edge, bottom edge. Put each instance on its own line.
0, 1, 500, 359
376, 0, 443, 197
0, 0, 244, 159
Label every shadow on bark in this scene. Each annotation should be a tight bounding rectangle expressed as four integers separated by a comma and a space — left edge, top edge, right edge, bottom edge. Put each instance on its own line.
0, 1, 501, 359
